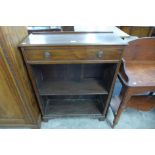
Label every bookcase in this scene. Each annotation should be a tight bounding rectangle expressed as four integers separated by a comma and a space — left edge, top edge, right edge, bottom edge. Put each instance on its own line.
19, 32, 127, 121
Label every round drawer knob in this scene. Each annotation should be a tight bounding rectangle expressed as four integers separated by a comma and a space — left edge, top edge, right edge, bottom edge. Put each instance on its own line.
97, 51, 104, 58
44, 52, 51, 59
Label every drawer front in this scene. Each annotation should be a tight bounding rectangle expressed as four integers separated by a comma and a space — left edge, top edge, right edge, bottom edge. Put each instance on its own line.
23, 47, 122, 63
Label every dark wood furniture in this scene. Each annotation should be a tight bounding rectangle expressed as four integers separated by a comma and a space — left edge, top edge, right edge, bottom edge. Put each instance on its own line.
19, 32, 127, 121
27, 26, 62, 34
61, 26, 74, 31
111, 38, 155, 128
152, 28, 155, 37
0, 27, 40, 128
119, 26, 154, 37
27, 26, 74, 34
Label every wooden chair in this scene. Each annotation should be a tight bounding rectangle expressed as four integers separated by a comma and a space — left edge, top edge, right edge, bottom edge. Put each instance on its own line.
111, 37, 155, 128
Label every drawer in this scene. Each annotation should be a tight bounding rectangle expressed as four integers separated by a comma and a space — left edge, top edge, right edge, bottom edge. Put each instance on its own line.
23, 47, 122, 63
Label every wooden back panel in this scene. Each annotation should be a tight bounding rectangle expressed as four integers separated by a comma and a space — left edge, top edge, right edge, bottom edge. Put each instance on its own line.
123, 37, 155, 61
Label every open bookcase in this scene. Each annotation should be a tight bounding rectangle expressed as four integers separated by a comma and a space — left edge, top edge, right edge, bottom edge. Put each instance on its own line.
31, 64, 116, 120
19, 32, 127, 121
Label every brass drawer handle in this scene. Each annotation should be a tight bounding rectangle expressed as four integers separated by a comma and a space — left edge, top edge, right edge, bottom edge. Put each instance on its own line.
44, 52, 51, 59
96, 51, 104, 58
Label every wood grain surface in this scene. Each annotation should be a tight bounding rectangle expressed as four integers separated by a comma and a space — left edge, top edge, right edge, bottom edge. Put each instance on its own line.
0, 27, 40, 128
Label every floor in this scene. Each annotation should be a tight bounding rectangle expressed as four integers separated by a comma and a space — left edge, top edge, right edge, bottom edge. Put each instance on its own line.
41, 79, 155, 129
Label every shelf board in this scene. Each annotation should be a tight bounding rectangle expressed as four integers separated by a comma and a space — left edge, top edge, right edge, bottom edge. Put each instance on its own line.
38, 79, 108, 95
127, 95, 155, 111
44, 99, 103, 118
110, 95, 155, 115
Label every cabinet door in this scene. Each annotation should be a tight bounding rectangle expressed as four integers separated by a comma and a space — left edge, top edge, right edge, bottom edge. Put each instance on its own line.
0, 47, 26, 124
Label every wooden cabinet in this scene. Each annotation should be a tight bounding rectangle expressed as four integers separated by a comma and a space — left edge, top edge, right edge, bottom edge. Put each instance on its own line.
0, 27, 40, 128
20, 33, 127, 121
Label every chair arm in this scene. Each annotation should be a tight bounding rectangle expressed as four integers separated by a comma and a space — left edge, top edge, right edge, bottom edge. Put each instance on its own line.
119, 59, 129, 82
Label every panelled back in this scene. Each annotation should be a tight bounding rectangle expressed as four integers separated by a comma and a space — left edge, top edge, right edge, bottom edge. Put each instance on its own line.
123, 38, 155, 61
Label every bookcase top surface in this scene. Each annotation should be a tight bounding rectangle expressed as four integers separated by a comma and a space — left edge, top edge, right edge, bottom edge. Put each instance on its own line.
19, 33, 128, 47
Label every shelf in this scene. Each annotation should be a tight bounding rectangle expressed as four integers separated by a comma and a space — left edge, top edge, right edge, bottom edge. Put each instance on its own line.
127, 95, 155, 111
44, 99, 103, 118
38, 79, 108, 95
110, 95, 155, 115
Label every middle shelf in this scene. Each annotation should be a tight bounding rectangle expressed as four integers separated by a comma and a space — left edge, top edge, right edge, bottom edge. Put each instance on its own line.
38, 79, 108, 96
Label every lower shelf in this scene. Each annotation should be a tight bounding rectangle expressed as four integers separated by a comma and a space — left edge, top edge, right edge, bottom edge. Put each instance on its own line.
44, 98, 104, 119
110, 95, 155, 115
